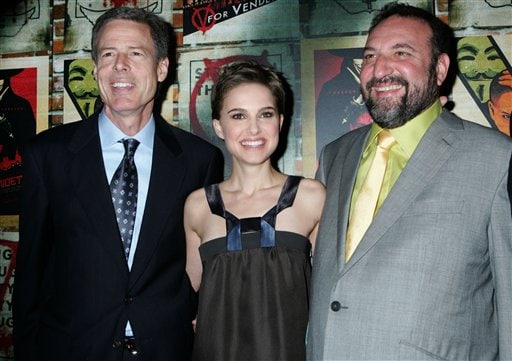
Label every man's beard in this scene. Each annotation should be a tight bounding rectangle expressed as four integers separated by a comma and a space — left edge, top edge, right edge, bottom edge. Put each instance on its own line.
363, 65, 439, 129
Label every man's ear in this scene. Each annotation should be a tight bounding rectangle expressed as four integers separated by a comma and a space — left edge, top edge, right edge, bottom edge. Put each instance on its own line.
212, 119, 224, 140
157, 57, 169, 82
488, 100, 496, 117
436, 53, 450, 86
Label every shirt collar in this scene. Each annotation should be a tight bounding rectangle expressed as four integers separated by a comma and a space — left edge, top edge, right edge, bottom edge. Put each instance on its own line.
366, 100, 442, 157
99, 109, 155, 149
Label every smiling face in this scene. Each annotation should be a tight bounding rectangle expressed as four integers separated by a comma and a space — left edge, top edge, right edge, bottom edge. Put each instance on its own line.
213, 82, 283, 167
93, 19, 168, 126
360, 15, 449, 128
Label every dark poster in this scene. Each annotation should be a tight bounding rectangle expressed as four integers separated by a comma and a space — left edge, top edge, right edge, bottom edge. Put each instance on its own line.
0, 68, 37, 215
314, 47, 371, 155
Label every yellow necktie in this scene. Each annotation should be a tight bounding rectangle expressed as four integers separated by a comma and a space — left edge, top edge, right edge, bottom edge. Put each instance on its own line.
346, 130, 396, 262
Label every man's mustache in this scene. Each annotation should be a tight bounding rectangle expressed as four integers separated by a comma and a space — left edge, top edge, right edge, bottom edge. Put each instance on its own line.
365, 76, 408, 92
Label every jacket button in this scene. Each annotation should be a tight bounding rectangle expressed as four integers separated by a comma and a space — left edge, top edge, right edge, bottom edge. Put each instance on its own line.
331, 301, 341, 312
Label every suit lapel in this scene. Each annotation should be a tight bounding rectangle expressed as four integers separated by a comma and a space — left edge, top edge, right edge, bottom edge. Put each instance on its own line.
333, 130, 369, 272
316, 127, 370, 276
128, 117, 185, 288
343, 111, 464, 272
67, 115, 129, 275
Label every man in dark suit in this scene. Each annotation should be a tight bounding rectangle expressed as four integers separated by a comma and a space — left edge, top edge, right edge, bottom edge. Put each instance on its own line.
12, 7, 223, 361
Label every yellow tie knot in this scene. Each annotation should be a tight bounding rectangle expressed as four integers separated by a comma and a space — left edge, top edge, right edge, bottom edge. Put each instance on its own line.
377, 130, 396, 151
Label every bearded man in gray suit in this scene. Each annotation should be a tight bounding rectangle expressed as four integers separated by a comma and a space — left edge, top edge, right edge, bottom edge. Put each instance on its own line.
307, 3, 512, 360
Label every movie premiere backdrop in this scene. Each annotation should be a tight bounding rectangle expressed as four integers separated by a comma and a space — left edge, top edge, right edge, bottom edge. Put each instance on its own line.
0, 0, 511, 358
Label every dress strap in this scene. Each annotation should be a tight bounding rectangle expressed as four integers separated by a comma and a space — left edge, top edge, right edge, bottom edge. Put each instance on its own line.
259, 175, 302, 247
203, 176, 303, 251
205, 184, 223, 217
275, 175, 303, 214
205, 184, 242, 251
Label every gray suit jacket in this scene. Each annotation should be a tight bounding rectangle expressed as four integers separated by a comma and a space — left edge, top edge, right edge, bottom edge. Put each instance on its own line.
307, 110, 512, 360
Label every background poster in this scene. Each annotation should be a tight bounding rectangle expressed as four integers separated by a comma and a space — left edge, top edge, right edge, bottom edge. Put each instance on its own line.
304, 0, 432, 36
0, 0, 50, 54
453, 34, 512, 136
450, 0, 512, 29
301, 35, 367, 177
0, 57, 49, 215
63, 58, 101, 123
0, 56, 48, 359
183, 0, 297, 44
0, 229, 17, 360
64, 0, 171, 52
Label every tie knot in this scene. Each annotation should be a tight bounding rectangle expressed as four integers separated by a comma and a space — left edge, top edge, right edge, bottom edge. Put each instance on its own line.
121, 138, 140, 158
377, 130, 395, 150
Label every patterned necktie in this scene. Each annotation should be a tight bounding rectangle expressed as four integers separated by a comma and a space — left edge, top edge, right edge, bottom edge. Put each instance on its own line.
110, 138, 139, 260
345, 130, 396, 262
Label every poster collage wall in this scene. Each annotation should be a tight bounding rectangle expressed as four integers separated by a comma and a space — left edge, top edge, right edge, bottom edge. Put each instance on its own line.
0, 0, 511, 358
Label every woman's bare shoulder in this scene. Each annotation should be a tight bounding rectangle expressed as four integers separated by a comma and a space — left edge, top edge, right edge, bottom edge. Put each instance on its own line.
298, 177, 325, 194
295, 177, 326, 212
184, 187, 211, 221
186, 187, 207, 204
